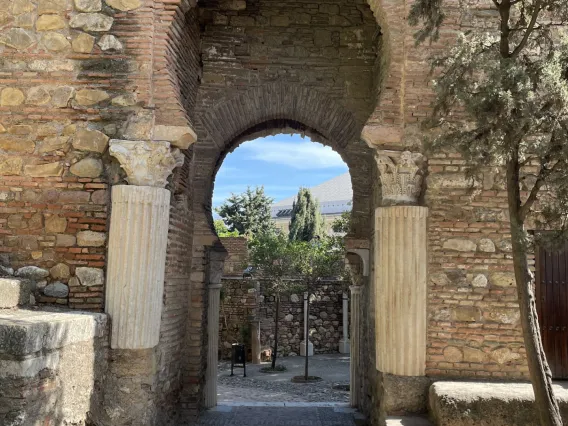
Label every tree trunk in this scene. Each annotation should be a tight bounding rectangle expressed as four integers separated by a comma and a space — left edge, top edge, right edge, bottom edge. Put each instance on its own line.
506, 158, 563, 426
272, 294, 280, 369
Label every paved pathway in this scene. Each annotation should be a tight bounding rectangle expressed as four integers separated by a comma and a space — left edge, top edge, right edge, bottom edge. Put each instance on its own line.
195, 406, 362, 426
218, 354, 350, 403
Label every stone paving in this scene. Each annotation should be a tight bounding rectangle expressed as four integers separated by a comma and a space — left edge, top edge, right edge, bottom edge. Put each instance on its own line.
195, 406, 360, 426
217, 354, 350, 403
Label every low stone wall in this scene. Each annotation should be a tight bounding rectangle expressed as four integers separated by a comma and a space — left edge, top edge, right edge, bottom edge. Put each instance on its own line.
220, 278, 347, 359
0, 308, 108, 425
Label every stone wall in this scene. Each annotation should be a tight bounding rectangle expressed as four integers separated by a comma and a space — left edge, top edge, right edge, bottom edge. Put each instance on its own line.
425, 158, 528, 380
219, 278, 347, 359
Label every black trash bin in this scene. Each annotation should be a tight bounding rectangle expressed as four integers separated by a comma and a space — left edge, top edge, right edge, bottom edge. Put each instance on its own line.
230, 343, 246, 377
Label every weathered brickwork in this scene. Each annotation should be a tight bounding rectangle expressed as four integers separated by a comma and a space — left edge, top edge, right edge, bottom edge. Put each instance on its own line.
220, 236, 248, 276
425, 154, 529, 379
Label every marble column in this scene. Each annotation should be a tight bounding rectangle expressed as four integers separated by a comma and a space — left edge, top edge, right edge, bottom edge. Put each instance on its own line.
339, 292, 350, 354
204, 282, 222, 408
204, 249, 226, 409
375, 206, 428, 376
349, 285, 362, 407
106, 140, 184, 349
300, 292, 313, 357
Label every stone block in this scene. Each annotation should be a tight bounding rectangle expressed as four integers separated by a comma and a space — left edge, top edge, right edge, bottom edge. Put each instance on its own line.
24, 162, 63, 177
0, 88, 25, 106
105, 0, 141, 10
0, 278, 32, 308
74, 89, 110, 105
50, 263, 70, 280
442, 239, 477, 252
0, 28, 36, 50
0, 157, 23, 175
56, 234, 76, 247
72, 128, 109, 152
77, 230, 106, 247
0, 138, 35, 153
97, 34, 122, 51
52, 86, 75, 107
74, 0, 101, 12
478, 238, 496, 253
429, 381, 568, 426
70, 157, 103, 177
152, 124, 197, 149
38, 136, 70, 153
38, 0, 67, 14
43, 282, 69, 298
12, 0, 35, 15
42, 32, 70, 51
72, 32, 95, 53
75, 267, 104, 286
26, 86, 51, 105
70, 13, 113, 32
45, 215, 67, 233
0, 308, 107, 356
15, 266, 49, 280
381, 373, 432, 415
451, 306, 481, 322
490, 272, 515, 287
36, 14, 66, 31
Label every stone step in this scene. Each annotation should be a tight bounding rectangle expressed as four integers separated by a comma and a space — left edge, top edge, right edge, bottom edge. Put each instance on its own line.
386, 416, 432, 425
0, 277, 32, 308
429, 381, 568, 426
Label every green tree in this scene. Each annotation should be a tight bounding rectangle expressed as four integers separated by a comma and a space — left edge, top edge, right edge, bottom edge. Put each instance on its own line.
248, 233, 301, 369
216, 186, 276, 237
411, 1, 568, 424
214, 219, 240, 237
289, 188, 325, 242
331, 211, 351, 234
292, 237, 345, 380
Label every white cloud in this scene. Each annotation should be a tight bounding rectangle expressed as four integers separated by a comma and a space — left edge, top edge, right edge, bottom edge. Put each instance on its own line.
240, 139, 347, 170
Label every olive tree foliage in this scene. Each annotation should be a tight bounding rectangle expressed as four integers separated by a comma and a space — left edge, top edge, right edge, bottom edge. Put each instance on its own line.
247, 233, 302, 369
410, 0, 568, 424
216, 186, 276, 237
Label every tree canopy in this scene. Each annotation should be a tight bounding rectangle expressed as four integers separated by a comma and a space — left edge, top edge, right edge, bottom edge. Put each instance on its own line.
215, 186, 276, 237
214, 219, 240, 237
289, 188, 325, 242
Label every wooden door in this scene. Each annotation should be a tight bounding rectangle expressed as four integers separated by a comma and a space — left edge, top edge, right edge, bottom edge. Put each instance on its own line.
536, 243, 568, 379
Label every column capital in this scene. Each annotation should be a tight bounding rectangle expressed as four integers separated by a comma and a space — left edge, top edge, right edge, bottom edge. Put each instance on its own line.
109, 140, 184, 188
376, 150, 425, 205
350, 285, 362, 295
209, 283, 222, 290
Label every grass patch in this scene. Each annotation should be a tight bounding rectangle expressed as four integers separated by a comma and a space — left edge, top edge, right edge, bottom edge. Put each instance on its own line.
260, 365, 288, 373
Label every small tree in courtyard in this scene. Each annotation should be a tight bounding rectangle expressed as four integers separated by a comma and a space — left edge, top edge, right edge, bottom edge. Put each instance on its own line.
289, 188, 325, 241
248, 232, 300, 370
214, 219, 240, 237
331, 211, 351, 234
411, 1, 568, 424
216, 186, 276, 237
292, 236, 345, 381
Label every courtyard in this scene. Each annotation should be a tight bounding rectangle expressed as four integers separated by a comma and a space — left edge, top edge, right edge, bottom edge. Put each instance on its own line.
217, 354, 351, 404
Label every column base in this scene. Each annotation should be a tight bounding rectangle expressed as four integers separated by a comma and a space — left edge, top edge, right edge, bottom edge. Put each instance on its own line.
300, 340, 313, 357
339, 339, 350, 354
379, 372, 432, 415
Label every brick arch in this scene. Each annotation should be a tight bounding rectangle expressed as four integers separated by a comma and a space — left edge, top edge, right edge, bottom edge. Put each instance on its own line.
199, 82, 362, 153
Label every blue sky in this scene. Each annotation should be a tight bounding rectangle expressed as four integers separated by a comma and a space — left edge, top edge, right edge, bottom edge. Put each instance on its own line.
213, 134, 348, 208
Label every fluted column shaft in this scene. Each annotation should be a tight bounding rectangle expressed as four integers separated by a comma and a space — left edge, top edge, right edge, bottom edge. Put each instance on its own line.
339, 292, 350, 354
106, 185, 171, 349
349, 285, 362, 407
375, 206, 428, 376
204, 283, 222, 408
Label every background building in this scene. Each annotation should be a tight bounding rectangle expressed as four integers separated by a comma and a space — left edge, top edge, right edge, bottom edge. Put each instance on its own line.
271, 173, 352, 234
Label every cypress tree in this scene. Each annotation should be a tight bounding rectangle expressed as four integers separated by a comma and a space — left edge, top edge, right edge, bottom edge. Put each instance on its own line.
288, 188, 325, 241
